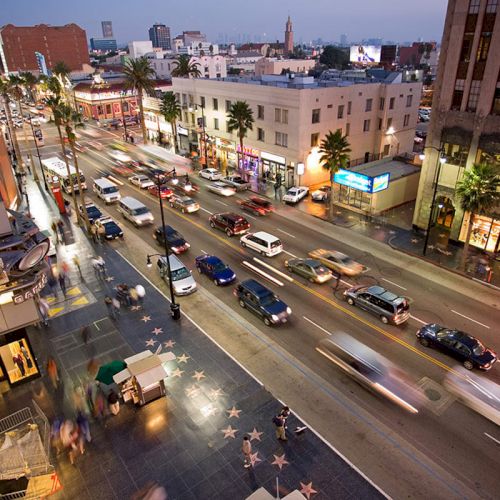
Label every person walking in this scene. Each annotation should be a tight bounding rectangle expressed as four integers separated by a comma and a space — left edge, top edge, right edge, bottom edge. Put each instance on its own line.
57, 220, 65, 244
58, 272, 67, 296
38, 297, 50, 326
108, 391, 120, 415
112, 297, 121, 318
91, 224, 98, 244
242, 436, 252, 468
273, 413, 287, 441
72, 255, 82, 279
91, 256, 106, 278
51, 220, 60, 244
104, 295, 115, 319
47, 357, 59, 388
135, 284, 146, 305
80, 325, 91, 345
129, 287, 139, 308
97, 224, 106, 243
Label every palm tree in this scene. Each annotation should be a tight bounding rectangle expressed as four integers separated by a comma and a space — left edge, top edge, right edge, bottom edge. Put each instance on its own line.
52, 61, 71, 103
455, 163, 500, 271
159, 92, 182, 153
318, 130, 351, 217
19, 71, 38, 103
122, 57, 156, 144
171, 55, 201, 78
227, 101, 254, 173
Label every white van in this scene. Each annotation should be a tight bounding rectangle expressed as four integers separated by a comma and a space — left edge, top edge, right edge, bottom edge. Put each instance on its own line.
93, 177, 121, 203
117, 197, 154, 226
240, 231, 283, 257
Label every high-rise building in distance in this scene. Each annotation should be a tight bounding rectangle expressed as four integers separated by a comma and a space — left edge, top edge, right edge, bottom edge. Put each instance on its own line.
149, 23, 171, 50
102, 21, 113, 38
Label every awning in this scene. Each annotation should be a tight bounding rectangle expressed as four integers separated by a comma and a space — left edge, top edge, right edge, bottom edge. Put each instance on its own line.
136, 365, 168, 388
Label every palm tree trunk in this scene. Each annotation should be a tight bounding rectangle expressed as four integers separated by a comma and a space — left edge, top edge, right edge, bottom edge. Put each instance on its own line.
460, 213, 475, 271
3, 95, 24, 174
239, 134, 244, 174
171, 119, 178, 153
69, 137, 91, 232
138, 89, 147, 144
329, 173, 335, 219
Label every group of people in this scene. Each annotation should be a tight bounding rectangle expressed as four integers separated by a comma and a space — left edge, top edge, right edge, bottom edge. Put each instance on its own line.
12, 341, 33, 379
51, 218, 66, 245
46, 261, 71, 298
90, 223, 106, 244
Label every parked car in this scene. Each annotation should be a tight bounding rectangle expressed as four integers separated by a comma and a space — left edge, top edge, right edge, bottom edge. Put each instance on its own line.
148, 185, 173, 199
129, 174, 154, 189
234, 279, 291, 326
344, 285, 410, 325
207, 181, 236, 197
416, 324, 497, 370
283, 186, 309, 204
222, 175, 251, 191
93, 216, 124, 240
311, 186, 331, 202
199, 168, 222, 181
240, 231, 283, 257
195, 254, 236, 286
157, 255, 197, 296
285, 258, 332, 284
308, 249, 363, 277
79, 201, 102, 223
239, 197, 274, 216
209, 212, 250, 236
153, 225, 190, 254
169, 194, 200, 214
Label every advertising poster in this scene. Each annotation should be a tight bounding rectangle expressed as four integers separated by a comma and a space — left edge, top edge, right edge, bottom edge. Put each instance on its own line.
350, 45, 381, 63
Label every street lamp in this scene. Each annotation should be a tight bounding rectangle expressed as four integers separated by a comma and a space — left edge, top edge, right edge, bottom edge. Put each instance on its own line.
119, 91, 129, 142
28, 115, 49, 191
189, 102, 207, 168
146, 172, 181, 320
420, 146, 446, 256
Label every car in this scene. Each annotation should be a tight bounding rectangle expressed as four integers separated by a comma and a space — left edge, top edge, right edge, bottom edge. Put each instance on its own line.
195, 254, 236, 286
285, 258, 332, 284
153, 225, 190, 254
199, 168, 222, 181
240, 231, 283, 257
111, 163, 135, 177
93, 216, 124, 240
311, 186, 331, 202
175, 180, 200, 195
239, 197, 274, 216
157, 255, 197, 296
35, 104, 45, 110
169, 194, 200, 214
234, 279, 291, 326
74, 142, 88, 153
62, 148, 76, 160
344, 285, 410, 325
129, 174, 154, 189
148, 185, 173, 199
209, 212, 250, 237
79, 202, 102, 223
222, 175, 251, 191
207, 181, 236, 197
283, 186, 309, 204
87, 140, 104, 151
108, 150, 132, 163
416, 324, 497, 370
308, 249, 363, 277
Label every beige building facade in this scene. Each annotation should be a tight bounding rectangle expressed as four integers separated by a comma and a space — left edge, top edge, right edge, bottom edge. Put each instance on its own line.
413, 0, 500, 254
254, 58, 316, 77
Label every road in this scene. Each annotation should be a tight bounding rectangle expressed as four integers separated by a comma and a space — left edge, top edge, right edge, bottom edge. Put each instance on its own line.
23, 116, 500, 498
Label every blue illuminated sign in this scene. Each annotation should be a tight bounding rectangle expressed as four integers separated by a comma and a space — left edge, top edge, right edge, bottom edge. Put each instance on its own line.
334, 169, 390, 193
372, 173, 390, 193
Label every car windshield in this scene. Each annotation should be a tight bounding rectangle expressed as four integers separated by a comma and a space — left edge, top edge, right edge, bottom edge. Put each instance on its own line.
166, 231, 182, 242
472, 340, 486, 356
288, 189, 297, 195
133, 207, 149, 215
259, 291, 278, 307
213, 262, 227, 273
271, 239, 282, 249
171, 267, 191, 281
103, 186, 118, 193
338, 255, 354, 265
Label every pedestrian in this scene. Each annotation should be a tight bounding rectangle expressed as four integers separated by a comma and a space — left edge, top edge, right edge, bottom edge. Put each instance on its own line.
135, 284, 145, 304
104, 295, 115, 318
80, 325, 91, 344
60, 420, 79, 465
97, 224, 105, 243
112, 297, 121, 318
47, 273, 58, 298
47, 357, 59, 389
91, 224, 98, 244
13, 353, 25, 377
129, 287, 139, 307
64, 200, 72, 216
50, 418, 63, 455
76, 411, 91, 448
58, 272, 67, 296
242, 436, 252, 468
331, 270, 341, 292
108, 391, 120, 415
72, 255, 82, 279
280, 406, 290, 430
38, 297, 50, 326
91, 256, 106, 278
57, 220, 65, 244
273, 413, 287, 441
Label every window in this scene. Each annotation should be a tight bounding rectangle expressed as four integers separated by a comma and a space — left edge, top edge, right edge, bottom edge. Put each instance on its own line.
257, 128, 265, 141
347, 101, 352, 115
257, 105, 264, 119
379, 97, 385, 110
337, 105, 344, 119
213, 98, 218, 111
106, 104, 112, 114
406, 95, 413, 107
282, 109, 288, 124
225, 100, 231, 112
492, 81, 500, 114
452, 79, 465, 109
275, 132, 288, 147
312, 108, 320, 123
486, 0, 498, 13
460, 34, 474, 62
383, 144, 390, 156
365, 98, 373, 112
275, 108, 288, 124
378, 118, 383, 130
200, 96, 206, 107
389, 97, 395, 110
345, 123, 350, 136
476, 32, 492, 62
469, 0, 480, 13
387, 117, 393, 129
226, 121, 231, 133
327, 104, 333, 108
310, 133, 319, 147
214, 118, 219, 130
467, 80, 481, 111
403, 114, 410, 127
363, 119, 370, 132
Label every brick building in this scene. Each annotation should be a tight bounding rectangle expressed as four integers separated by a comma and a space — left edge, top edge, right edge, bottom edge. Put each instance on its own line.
0, 23, 90, 74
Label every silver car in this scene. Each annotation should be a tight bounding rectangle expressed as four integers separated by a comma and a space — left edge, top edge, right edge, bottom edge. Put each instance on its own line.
157, 255, 197, 296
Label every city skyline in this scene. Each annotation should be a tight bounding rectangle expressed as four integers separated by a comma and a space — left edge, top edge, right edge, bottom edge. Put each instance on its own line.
1, 0, 448, 46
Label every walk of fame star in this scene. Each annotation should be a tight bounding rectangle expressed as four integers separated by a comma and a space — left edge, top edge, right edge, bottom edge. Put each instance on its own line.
140, 315, 151, 323
164, 340, 176, 348
192, 370, 205, 381
226, 406, 241, 418
151, 327, 163, 335
300, 482, 318, 499
250, 452, 261, 466
248, 428, 263, 441
130, 305, 141, 311
271, 454, 289, 470
170, 368, 184, 378
185, 384, 200, 398
209, 388, 223, 400
177, 354, 190, 363
105, 276, 114, 282
221, 425, 237, 438
145, 338, 157, 347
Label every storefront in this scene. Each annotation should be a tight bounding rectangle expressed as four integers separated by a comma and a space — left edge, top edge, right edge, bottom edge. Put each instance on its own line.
261, 151, 287, 183
177, 125, 190, 153
237, 145, 261, 177
215, 138, 237, 170
0, 328, 39, 386
459, 213, 500, 253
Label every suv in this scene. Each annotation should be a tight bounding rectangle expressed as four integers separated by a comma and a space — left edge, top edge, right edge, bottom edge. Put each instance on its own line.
344, 285, 410, 325
209, 212, 250, 236
234, 279, 291, 326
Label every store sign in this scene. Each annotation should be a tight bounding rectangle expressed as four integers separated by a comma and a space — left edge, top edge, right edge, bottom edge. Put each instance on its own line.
261, 151, 286, 164
297, 163, 305, 176
334, 169, 390, 193
237, 145, 260, 157
178, 125, 188, 136
13, 272, 48, 305
372, 173, 390, 193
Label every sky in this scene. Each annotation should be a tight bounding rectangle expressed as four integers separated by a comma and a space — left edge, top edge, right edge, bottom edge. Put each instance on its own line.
1, 0, 448, 45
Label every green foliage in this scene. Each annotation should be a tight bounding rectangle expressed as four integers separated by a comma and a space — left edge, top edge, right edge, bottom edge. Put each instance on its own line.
319, 45, 349, 69
456, 164, 500, 216
171, 55, 202, 78
227, 101, 254, 142
52, 61, 71, 77
122, 57, 156, 95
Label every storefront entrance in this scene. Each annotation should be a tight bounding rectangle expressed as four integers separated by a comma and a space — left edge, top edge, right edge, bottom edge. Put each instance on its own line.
460, 214, 500, 253
261, 152, 287, 185
337, 185, 371, 211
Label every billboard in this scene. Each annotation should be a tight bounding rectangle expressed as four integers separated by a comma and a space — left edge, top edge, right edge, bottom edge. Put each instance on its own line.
350, 45, 381, 64
334, 169, 390, 193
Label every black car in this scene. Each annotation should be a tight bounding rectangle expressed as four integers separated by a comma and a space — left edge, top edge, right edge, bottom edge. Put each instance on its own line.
79, 202, 102, 223
153, 225, 190, 254
416, 323, 497, 370
94, 216, 123, 240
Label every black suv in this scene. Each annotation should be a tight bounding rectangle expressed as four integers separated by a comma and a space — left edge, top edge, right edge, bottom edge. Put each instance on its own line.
234, 279, 291, 326
153, 225, 190, 254
209, 212, 250, 237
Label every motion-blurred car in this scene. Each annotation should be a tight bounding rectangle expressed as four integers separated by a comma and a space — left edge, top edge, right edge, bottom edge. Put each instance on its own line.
111, 163, 135, 177
87, 140, 104, 151
195, 254, 236, 286
209, 212, 250, 236
129, 174, 154, 189
199, 168, 222, 181
416, 324, 497, 370
308, 249, 363, 277
108, 150, 132, 163
283, 186, 309, 204
222, 175, 250, 191
148, 185, 173, 199
153, 225, 190, 254
157, 255, 197, 296
93, 216, 124, 240
207, 181, 236, 197
169, 194, 200, 214
285, 258, 332, 284
316, 333, 420, 413
311, 186, 331, 202
74, 142, 88, 153
239, 197, 274, 216
175, 180, 200, 195
79, 201, 102, 223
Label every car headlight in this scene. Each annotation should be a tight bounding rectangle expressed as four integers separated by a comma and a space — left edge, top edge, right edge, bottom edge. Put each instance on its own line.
271, 315, 279, 322
286, 307, 292, 314
185, 243, 190, 248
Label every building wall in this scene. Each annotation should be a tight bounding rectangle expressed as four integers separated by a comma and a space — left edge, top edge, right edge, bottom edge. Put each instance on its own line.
149, 55, 226, 79
0, 135, 19, 209
255, 58, 316, 76
371, 172, 420, 213
0, 23, 89, 73
128, 41, 153, 59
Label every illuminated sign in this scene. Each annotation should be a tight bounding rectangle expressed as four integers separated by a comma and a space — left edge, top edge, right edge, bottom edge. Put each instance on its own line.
237, 145, 260, 157
372, 173, 390, 193
13, 272, 48, 305
350, 45, 381, 63
334, 169, 390, 193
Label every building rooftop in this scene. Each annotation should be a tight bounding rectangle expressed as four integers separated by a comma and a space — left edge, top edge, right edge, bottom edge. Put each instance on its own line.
351, 157, 420, 181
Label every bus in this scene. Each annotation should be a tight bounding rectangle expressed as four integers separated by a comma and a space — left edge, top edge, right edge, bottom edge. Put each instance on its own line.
41, 156, 87, 194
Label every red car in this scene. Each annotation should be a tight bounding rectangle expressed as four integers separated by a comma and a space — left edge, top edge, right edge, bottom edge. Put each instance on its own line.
110, 163, 135, 177
239, 196, 274, 216
148, 185, 173, 199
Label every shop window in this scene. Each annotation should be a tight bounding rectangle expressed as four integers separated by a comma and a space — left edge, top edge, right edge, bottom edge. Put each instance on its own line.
476, 148, 500, 167
467, 80, 481, 111
337, 105, 344, 119
442, 142, 469, 166
258, 128, 265, 141
379, 97, 385, 110
383, 144, 390, 156
257, 105, 264, 119
389, 97, 395, 110
403, 114, 410, 127
275, 132, 288, 147
451, 79, 465, 110
365, 98, 372, 112
213, 98, 218, 111
0, 338, 38, 384
435, 197, 455, 228
363, 119, 370, 132
347, 101, 352, 115
310, 133, 319, 147
214, 118, 219, 130
406, 95, 413, 107
460, 214, 500, 252
312, 108, 320, 124
106, 104, 112, 114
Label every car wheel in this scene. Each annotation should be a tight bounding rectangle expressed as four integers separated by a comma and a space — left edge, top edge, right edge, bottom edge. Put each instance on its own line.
214, 279, 219, 286
419, 337, 430, 347
226, 228, 232, 237
210, 221, 215, 228
380, 315, 389, 324
347, 297, 354, 306
239, 299, 246, 308
263, 317, 271, 326
196, 266, 202, 274
261, 250, 266, 255
241, 241, 246, 248
463, 360, 474, 370
181, 208, 185, 213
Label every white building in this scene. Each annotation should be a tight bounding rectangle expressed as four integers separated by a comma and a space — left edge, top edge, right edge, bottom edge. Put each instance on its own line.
178, 42, 219, 57
146, 55, 227, 80
128, 41, 153, 59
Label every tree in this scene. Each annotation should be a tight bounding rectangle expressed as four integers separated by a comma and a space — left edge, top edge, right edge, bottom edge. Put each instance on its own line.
455, 163, 500, 270
159, 92, 182, 153
19, 71, 38, 103
171, 55, 201, 78
319, 130, 351, 217
40, 75, 63, 98
52, 61, 71, 103
319, 45, 349, 69
227, 101, 254, 173
122, 57, 156, 144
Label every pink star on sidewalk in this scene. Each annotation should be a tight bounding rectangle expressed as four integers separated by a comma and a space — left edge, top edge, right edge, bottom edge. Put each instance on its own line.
192, 370, 205, 381
250, 452, 261, 467
164, 340, 176, 348
271, 454, 289, 470
151, 327, 163, 336
221, 425, 237, 439
141, 315, 151, 323
177, 354, 190, 363
145, 338, 157, 347
226, 406, 241, 418
300, 482, 318, 499
170, 368, 184, 378
247, 428, 263, 441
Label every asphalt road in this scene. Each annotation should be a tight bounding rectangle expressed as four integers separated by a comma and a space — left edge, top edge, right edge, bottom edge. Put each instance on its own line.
23, 118, 500, 498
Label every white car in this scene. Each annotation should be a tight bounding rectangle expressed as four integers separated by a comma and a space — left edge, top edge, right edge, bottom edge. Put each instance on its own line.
199, 168, 222, 181
129, 174, 154, 189
207, 181, 236, 197
109, 150, 132, 163
311, 186, 331, 202
283, 186, 309, 204
240, 231, 283, 257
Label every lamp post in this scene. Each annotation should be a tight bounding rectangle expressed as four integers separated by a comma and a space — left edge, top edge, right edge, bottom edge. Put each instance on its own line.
189, 102, 207, 168
119, 91, 129, 142
28, 115, 49, 191
146, 172, 180, 320
420, 146, 446, 256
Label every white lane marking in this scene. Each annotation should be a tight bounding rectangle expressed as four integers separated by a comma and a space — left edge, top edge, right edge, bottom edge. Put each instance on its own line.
283, 250, 298, 258
93, 321, 100, 331
340, 279, 353, 287
303, 316, 332, 336
244, 213, 257, 221
200, 207, 213, 215
410, 314, 428, 326
484, 433, 500, 445
215, 200, 228, 206
451, 310, 490, 329
242, 261, 284, 287
381, 278, 407, 291
277, 228, 296, 238
201, 249, 208, 254
253, 257, 294, 282
107, 175, 123, 186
